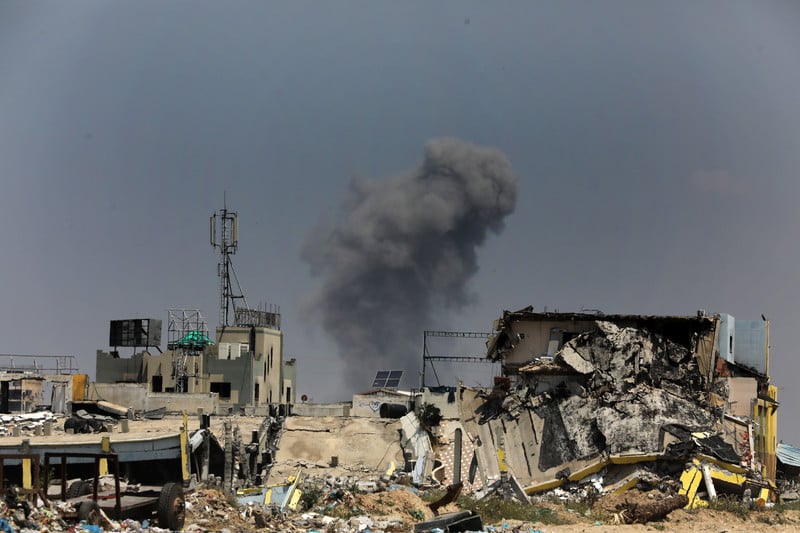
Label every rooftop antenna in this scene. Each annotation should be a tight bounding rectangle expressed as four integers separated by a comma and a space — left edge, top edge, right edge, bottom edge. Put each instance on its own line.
210, 194, 249, 326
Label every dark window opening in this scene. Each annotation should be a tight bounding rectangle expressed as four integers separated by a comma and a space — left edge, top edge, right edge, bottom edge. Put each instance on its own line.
151, 375, 163, 393
285, 386, 291, 403
210, 382, 232, 399
561, 331, 578, 345
254, 383, 260, 402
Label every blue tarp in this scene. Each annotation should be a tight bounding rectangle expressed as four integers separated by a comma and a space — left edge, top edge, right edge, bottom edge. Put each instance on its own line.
777, 443, 800, 467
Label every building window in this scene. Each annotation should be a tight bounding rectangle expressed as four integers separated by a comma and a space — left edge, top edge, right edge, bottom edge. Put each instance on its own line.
210, 382, 232, 400
254, 383, 260, 402
152, 375, 163, 393
285, 386, 291, 403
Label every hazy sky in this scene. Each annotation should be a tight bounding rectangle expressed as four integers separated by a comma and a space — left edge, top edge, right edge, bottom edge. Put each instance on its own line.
3, 2, 800, 439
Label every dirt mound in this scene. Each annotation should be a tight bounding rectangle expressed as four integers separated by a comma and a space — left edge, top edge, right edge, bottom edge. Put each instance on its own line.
356, 489, 435, 523
596, 489, 662, 514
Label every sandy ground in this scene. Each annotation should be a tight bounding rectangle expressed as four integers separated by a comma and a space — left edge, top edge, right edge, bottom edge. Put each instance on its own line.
513, 508, 800, 532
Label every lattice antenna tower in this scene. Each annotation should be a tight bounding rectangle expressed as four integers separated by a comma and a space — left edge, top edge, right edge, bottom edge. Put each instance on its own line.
210, 196, 249, 326
167, 309, 211, 393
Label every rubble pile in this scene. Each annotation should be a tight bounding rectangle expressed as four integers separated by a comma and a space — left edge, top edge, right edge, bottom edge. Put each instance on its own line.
184, 484, 428, 532
64, 410, 118, 434
0, 412, 61, 437
183, 489, 254, 531
516, 321, 715, 465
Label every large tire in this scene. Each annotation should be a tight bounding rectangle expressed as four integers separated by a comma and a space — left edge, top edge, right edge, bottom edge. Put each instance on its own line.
63, 417, 78, 432
77, 501, 101, 525
86, 419, 105, 433
66, 480, 92, 499
157, 482, 185, 530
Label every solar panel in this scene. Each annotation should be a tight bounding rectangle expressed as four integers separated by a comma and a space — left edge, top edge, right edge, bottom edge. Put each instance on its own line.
372, 370, 403, 389
386, 370, 403, 388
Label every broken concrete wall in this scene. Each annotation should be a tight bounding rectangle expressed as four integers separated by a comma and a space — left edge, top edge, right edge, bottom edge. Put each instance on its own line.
91, 382, 220, 414
726, 377, 757, 418
292, 402, 351, 417
89, 382, 148, 408
95, 349, 146, 383
487, 319, 600, 371
268, 416, 404, 483
352, 390, 412, 418
416, 387, 460, 419
436, 420, 485, 491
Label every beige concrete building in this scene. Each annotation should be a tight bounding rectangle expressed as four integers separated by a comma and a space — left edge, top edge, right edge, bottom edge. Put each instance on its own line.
96, 321, 296, 414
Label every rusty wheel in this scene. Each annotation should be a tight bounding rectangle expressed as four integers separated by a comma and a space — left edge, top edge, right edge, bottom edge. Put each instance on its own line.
77, 501, 101, 525
157, 482, 185, 530
66, 480, 92, 499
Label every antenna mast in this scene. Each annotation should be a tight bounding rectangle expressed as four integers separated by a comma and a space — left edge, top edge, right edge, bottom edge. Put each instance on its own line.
210, 196, 248, 326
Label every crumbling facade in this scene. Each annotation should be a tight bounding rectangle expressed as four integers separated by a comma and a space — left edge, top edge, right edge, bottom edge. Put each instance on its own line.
460, 309, 778, 504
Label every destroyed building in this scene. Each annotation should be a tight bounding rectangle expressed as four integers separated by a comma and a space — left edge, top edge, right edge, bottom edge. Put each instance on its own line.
459, 308, 778, 503
0, 354, 86, 415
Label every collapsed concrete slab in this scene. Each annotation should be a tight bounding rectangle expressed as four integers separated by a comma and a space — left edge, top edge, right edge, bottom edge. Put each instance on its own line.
462, 310, 779, 505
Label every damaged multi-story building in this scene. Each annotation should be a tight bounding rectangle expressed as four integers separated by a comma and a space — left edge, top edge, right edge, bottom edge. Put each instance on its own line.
459, 308, 778, 504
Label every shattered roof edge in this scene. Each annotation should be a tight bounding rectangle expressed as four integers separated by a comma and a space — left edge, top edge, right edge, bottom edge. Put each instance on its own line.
501, 310, 720, 323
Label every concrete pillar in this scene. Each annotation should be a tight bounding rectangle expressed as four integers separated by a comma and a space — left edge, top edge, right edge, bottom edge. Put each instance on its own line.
120, 419, 130, 433
201, 429, 210, 481
43, 421, 52, 436
453, 428, 462, 485
224, 421, 233, 494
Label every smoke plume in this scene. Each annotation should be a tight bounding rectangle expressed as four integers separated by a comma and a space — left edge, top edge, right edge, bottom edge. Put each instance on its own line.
302, 137, 517, 390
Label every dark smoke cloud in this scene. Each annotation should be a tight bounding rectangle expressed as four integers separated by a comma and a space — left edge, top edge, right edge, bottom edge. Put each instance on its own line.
302, 137, 517, 390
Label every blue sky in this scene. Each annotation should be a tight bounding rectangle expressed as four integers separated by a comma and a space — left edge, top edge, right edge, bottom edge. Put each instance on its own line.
2, 2, 800, 439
